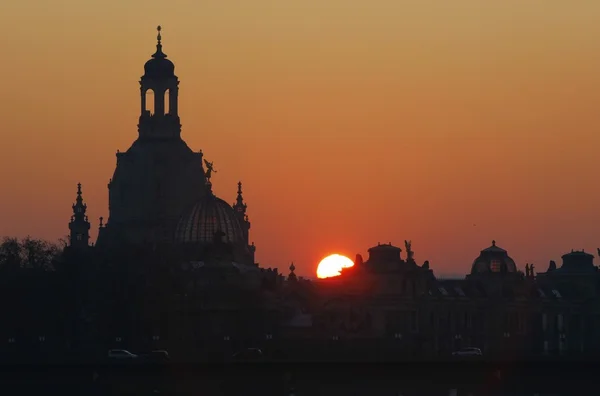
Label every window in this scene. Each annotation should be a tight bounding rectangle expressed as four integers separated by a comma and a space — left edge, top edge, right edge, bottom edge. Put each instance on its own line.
410, 311, 418, 332
439, 287, 449, 296
454, 287, 466, 297
542, 313, 547, 331
557, 314, 564, 331
517, 313, 525, 333
76, 234, 82, 241
490, 260, 502, 272
552, 289, 562, 298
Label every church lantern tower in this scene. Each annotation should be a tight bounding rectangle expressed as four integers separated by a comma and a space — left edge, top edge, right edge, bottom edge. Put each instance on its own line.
103, 26, 207, 247
138, 25, 181, 140
69, 183, 90, 248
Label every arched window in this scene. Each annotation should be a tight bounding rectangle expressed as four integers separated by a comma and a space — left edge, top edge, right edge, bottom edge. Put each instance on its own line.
145, 89, 155, 114
490, 259, 502, 272
164, 89, 170, 115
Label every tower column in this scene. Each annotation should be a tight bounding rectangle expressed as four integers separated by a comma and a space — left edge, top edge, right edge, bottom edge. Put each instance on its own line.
154, 86, 165, 116
140, 87, 147, 114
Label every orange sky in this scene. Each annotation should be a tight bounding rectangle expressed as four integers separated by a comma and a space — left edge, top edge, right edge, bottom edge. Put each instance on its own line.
2, 1, 600, 277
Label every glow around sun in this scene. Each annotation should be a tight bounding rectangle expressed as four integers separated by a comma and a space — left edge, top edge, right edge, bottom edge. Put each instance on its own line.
316, 254, 354, 279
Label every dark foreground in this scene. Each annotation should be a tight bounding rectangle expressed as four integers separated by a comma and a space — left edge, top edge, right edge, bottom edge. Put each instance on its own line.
1, 360, 598, 396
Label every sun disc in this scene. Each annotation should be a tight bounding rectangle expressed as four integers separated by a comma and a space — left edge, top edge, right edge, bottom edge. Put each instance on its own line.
316, 254, 354, 279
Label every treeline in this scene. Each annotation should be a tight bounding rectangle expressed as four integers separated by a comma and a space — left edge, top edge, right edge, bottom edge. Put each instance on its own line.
0, 236, 64, 273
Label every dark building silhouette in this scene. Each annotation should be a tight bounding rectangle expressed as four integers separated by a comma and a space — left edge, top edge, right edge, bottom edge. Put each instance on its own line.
24, 26, 599, 362
289, 240, 600, 358
69, 26, 255, 266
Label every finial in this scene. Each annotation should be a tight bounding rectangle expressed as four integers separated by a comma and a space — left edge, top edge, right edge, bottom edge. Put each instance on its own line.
492, 240, 496, 246
237, 181, 243, 194
77, 183, 82, 195
290, 262, 296, 272
152, 25, 166, 59
99, 217, 104, 227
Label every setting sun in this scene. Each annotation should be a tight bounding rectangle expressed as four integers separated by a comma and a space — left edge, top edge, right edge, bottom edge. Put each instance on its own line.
316, 254, 354, 279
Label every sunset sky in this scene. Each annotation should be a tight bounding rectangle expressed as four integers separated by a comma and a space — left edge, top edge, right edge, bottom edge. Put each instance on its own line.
2, 1, 600, 277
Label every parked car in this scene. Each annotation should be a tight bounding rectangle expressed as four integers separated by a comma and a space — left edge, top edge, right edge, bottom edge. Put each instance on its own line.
108, 349, 138, 359
232, 347, 263, 361
143, 350, 170, 362
451, 347, 482, 357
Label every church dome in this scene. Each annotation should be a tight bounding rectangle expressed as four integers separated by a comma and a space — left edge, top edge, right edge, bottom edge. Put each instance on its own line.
470, 240, 517, 274
174, 192, 244, 244
144, 57, 174, 78
143, 26, 175, 79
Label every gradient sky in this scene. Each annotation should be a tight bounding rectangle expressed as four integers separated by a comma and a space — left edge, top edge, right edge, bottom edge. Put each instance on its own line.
2, 1, 600, 277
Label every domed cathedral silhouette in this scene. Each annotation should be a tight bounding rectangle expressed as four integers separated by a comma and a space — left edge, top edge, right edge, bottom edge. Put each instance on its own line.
70, 26, 256, 266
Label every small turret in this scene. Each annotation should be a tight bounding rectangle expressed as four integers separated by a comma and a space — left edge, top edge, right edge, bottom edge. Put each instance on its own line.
233, 181, 252, 245
288, 262, 297, 282
68, 183, 91, 248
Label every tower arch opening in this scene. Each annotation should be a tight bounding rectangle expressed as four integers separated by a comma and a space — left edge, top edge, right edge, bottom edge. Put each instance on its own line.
145, 89, 155, 115
164, 89, 170, 115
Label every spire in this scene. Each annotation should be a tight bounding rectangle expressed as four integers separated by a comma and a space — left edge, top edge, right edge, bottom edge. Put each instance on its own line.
69, 183, 90, 248
76, 182, 83, 204
72, 182, 87, 219
152, 25, 166, 59
233, 181, 247, 215
288, 262, 297, 282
